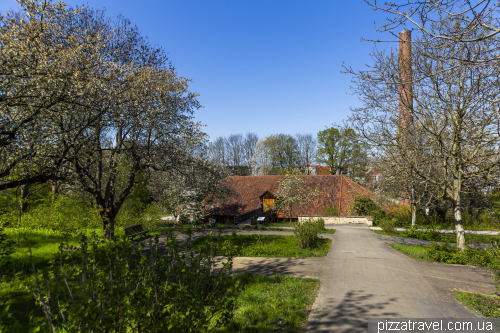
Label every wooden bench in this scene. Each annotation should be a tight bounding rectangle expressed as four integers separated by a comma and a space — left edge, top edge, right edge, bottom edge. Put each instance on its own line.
124, 223, 149, 240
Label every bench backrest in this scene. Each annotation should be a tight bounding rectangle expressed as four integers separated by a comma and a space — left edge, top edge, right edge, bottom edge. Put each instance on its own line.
124, 224, 144, 235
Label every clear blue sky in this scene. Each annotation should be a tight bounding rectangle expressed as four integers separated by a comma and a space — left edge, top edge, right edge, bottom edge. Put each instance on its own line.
1, 0, 394, 141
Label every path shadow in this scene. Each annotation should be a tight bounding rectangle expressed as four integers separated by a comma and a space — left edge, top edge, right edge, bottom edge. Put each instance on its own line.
307, 290, 399, 333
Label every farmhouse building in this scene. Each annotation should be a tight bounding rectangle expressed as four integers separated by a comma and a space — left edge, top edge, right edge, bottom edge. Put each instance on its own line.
210, 175, 372, 223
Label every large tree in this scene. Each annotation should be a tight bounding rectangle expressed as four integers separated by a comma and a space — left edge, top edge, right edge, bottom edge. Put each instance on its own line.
316, 125, 368, 179
348, 20, 500, 249
264, 134, 301, 174
58, 7, 204, 238
296, 133, 317, 174
0, 1, 123, 190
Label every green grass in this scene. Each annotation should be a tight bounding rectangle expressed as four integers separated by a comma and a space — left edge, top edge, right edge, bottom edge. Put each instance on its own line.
192, 234, 332, 257
372, 229, 499, 244
386, 243, 496, 267
243, 225, 336, 234
387, 243, 428, 260
217, 274, 319, 333
453, 291, 500, 318
265, 222, 297, 228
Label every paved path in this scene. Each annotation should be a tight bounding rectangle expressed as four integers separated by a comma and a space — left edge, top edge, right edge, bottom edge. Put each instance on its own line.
306, 225, 496, 333
139, 225, 497, 332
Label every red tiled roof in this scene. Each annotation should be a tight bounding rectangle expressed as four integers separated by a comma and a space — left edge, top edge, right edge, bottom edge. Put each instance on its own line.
210, 175, 372, 217
315, 166, 331, 175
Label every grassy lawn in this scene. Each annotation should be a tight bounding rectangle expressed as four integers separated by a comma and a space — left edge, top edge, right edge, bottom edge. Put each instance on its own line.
453, 291, 500, 318
217, 274, 319, 332
372, 229, 499, 244
243, 225, 336, 234
386, 243, 495, 266
192, 234, 332, 257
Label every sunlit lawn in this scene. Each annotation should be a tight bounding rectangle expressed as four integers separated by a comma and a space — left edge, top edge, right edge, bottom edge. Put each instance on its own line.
192, 234, 332, 257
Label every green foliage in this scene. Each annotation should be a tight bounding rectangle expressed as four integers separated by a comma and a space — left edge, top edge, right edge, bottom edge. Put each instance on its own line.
293, 219, 325, 249
378, 219, 396, 234
353, 197, 377, 216
263, 134, 301, 173
322, 205, 340, 216
404, 226, 441, 241
192, 233, 331, 257
388, 243, 497, 267
316, 125, 368, 179
25, 231, 240, 332
373, 229, 499, 244
18, 196, 101, 233
370, 208, 386, 223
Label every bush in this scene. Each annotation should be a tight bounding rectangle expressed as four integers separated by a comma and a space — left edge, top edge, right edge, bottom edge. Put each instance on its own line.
293, 219, 323, 249
378, 219, 396, 234
24, 231, 240, 332
353, 197, 377, 216
322, 205, 340, 216
370, 208, 386, 223
426, 243, 495, 266
19, 196, 102, 233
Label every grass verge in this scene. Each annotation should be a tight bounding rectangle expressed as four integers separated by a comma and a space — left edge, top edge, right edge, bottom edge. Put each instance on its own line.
217, 274, 319, 332
372, 229, 499, 244
386, 243, 495, 266
453, 291, 500, 318
192, 234, 332, 257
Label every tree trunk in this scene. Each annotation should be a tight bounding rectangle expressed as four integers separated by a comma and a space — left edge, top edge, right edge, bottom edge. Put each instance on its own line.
19, 183, 31, 213
103, 215, 115, 239
51, 180, 60, 203
454, 204, 466, 250
411, 204, 416, 226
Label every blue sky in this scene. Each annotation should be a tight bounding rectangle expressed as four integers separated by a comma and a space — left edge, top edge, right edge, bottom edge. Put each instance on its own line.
1, 0, 394, 141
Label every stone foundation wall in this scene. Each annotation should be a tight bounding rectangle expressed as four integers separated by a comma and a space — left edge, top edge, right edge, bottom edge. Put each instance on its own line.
298, 216, 373, 227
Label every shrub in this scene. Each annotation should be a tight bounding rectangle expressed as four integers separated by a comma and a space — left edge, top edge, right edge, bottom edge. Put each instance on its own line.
426, 243, 495, 266
353, 197, 377, 216
24, 231, 240, 332
315, 218, 325, 232
370, 208, 386, 223
322, 205, 340, 216
378, 219, 396, 234
19, 196, 101, 233
294, 219, 323, 249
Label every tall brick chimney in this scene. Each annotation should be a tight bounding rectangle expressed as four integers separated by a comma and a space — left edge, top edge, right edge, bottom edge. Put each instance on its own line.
399, 30, 412, 131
